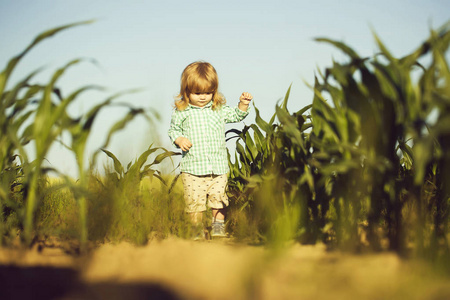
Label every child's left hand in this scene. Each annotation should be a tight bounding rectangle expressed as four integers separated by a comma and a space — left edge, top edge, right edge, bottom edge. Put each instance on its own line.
239, 92, 253, 105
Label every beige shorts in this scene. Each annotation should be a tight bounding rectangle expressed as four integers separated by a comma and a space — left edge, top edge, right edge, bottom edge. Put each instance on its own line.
181, 172, 229, 213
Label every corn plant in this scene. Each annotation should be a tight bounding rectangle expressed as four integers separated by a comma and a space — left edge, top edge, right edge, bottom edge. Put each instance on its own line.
59, 91, 159, 251
227, 88, 316, 245
102, 144, 179, 184
228, 22, 450, 261
312, 21, 450, 255
0, 21, 165, 249
0, 21, 96, 245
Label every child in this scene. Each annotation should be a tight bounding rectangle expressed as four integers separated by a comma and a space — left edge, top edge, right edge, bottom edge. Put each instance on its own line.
168, 61, 252, 239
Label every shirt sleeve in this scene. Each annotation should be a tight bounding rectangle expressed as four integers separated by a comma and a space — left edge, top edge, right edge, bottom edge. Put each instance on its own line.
222, 105, 250, 123
168, 109, 183, 148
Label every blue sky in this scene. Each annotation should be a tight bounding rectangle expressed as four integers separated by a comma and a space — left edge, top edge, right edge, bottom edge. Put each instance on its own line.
0, 0, 448, 177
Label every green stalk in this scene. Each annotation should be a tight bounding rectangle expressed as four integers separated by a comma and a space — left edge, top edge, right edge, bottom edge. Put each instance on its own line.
23, 169, 39, 245
77, 151, 88, 252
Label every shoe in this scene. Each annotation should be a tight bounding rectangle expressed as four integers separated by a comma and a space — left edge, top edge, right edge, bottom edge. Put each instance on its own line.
211, 222, 227, 238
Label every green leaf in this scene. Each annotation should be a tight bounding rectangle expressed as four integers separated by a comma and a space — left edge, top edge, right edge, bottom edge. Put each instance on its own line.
101, 149, 124, 178
249, 124, 266, 153
101, 107, 144, 149
150, 150, 180, 166
0, 20, 94, 94
136, 145, 159, 169
276, 105, 306, 152
1, 68, 42, 111
297, 104, 312, 116
315, 37, 360, 60
413, 137, 434, 185
254, 105, 272, 133
280, 84, 292, 112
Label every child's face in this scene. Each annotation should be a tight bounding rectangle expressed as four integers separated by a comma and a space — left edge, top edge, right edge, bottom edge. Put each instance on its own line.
189, 92, 213, 107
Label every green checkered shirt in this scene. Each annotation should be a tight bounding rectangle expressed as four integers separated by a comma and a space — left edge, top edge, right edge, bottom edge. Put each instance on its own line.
168, 101, 249, 175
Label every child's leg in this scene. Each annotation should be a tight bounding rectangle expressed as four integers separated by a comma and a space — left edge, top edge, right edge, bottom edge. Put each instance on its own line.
207, 174, 229, 237
181, 173, 208, 239
208, 174, 229, 220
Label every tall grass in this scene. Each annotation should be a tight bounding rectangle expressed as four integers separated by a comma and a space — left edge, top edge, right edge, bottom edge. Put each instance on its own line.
30, 171, 188, 248
86, 171, 187, 245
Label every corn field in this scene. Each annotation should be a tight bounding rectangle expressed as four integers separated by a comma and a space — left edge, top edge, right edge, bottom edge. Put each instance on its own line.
1, 20, 449, 269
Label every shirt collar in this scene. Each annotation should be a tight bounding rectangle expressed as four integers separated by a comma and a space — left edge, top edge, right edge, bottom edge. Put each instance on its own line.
187, 101, 213, 110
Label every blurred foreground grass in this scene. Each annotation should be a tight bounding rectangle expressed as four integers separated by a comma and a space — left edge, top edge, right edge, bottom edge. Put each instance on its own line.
29, 173, 188, 247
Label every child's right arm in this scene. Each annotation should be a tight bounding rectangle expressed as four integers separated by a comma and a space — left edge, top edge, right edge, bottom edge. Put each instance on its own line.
168, 110, 192, 151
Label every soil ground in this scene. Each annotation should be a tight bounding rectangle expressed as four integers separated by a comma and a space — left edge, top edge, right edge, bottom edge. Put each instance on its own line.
1, 237, 449, 300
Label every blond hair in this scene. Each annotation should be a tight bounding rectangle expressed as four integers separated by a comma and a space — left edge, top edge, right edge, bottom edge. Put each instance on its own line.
175, 61, 226, 110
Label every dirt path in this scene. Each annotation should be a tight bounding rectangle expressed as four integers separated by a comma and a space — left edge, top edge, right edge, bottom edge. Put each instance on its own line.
1, 237, 449, 299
